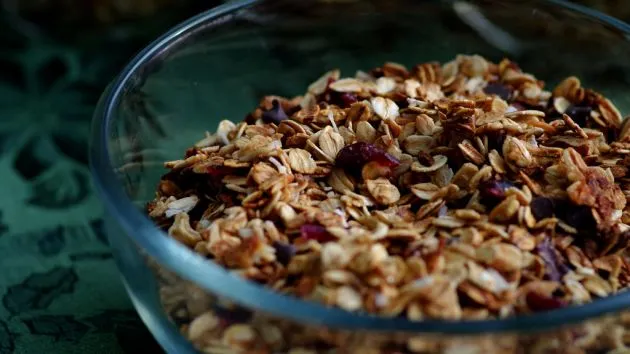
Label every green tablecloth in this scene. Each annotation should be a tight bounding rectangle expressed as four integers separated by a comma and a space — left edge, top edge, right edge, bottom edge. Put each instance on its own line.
1, 1, 629, 353
0, 6, 215, 353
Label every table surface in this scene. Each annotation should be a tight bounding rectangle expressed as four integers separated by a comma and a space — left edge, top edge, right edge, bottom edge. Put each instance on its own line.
1, 1, 629, 353
0, 5, 216, 353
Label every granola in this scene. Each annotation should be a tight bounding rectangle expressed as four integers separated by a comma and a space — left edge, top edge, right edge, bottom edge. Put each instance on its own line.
147, 54, 630, 349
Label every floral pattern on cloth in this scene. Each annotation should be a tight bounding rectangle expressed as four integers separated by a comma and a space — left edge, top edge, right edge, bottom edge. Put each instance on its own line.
0, 5, 214, 353
1, 1, 629, 353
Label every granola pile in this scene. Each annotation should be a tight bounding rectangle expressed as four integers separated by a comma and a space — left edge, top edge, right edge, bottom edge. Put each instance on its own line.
148, 55, 630, 321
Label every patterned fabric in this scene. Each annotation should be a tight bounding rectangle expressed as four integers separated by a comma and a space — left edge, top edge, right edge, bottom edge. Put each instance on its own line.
0, 3, 215, 352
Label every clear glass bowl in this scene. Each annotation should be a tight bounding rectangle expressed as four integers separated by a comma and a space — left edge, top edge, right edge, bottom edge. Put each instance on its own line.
90, 0, 630, 353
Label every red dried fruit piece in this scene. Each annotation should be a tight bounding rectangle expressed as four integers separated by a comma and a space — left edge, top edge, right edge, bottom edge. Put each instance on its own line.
206, 165, 233, 177
336, 142, 400, 171
417, 151, 435, 166
262, 99, 288, 124
526, 292, 567, 312
184, 147, 198, 158
300, 224, 336, 243
479, 180, 514, 206
329, 92, 358, 108
339, 93, 358, 108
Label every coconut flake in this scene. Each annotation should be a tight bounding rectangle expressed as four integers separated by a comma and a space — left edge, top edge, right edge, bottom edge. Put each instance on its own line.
165, 196, 199, 218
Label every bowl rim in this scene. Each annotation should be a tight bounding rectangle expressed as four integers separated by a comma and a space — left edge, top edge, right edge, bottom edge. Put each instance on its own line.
90, 0, 630, 334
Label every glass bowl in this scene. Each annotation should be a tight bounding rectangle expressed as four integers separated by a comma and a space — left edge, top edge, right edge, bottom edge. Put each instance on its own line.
90, 0, 630, 353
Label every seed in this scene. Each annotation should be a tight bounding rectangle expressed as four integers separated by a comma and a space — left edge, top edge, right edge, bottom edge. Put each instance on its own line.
336, 142, 400, 172
329, 91, 359, 108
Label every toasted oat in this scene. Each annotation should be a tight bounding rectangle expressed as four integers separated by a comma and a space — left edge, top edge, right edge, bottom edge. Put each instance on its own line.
149, 55, 630, 353
371, 96, 399, 120
366, 178, 401, 206
287, 149, 317, 174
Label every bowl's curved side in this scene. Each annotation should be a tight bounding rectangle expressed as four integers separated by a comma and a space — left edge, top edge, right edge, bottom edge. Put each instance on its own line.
90, 0, 630, 340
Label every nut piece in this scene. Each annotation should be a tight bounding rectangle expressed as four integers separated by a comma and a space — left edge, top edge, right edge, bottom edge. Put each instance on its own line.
168, 213, 201, 247
459, 141, 485, 165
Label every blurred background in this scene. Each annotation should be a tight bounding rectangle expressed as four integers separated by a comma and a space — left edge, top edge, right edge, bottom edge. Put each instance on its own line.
0, 0, 628, 353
